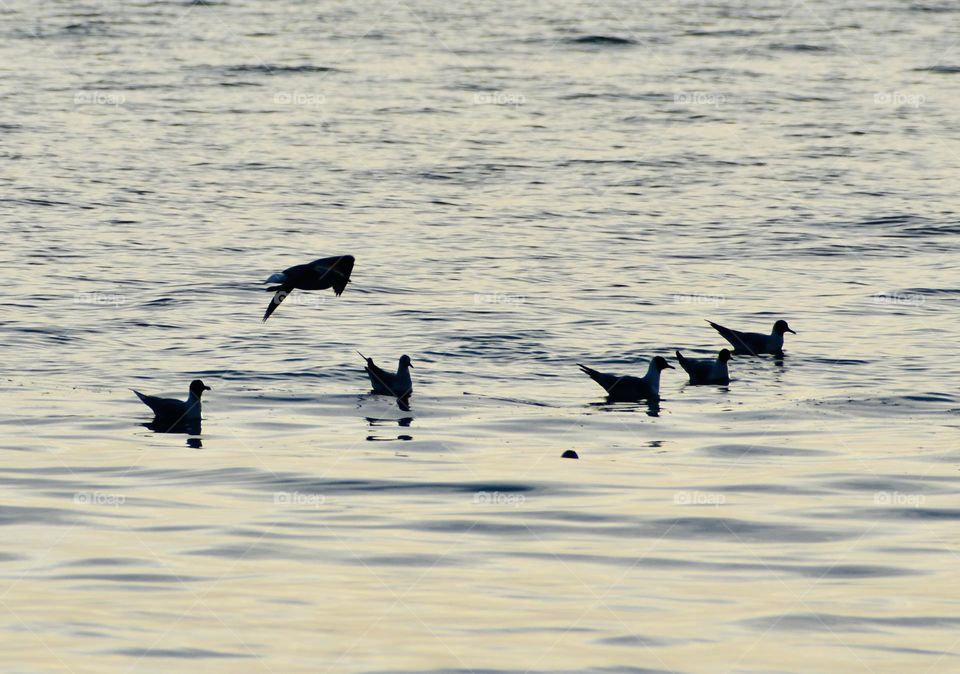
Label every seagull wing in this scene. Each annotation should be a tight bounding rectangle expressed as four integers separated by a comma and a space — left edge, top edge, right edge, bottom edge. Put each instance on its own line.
263, 285, 292, 322
675, 351, 695, 377
132, 390, 184, 417
364, 359, 396, 394
311, 255, 355, 295
707, 321, 761, 353
578, 364, 622, 393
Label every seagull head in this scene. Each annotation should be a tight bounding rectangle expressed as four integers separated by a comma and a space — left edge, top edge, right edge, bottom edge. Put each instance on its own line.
652, 356, 674, 371
265, 272, 288, 284
399, 355, 413, 369
773, 320, 796, 335
190, 379, 212, 397
718, 348, 733, 362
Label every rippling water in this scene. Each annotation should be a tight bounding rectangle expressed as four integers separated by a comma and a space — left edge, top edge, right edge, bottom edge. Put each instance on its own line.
2, 0, 960, 671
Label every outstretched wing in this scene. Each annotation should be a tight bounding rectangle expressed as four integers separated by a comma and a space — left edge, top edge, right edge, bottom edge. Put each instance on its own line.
263, 286, 292, 322
311, 255, 354, 295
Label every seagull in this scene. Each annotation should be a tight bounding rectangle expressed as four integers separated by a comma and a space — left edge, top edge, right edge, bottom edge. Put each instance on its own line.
676, 348, 732, 385
132, 379, 210, 425
707, 319, 796, 356
358, 352, 414, 398
577, 356, 674, 400
262, 255, 355, 322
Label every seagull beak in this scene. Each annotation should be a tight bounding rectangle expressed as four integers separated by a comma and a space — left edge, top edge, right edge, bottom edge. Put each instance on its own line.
665, 363, 675, 369
787, 328, 797, 334
205, 385, 212, 390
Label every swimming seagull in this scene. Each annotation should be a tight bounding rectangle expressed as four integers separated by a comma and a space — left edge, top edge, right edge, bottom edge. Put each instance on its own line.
577, 356, 674, 401
707, 319, 796, 356
358, 352, 414, 398
676, 349, 732, 385
262, 255, 355, 322
132, 379, 210, 425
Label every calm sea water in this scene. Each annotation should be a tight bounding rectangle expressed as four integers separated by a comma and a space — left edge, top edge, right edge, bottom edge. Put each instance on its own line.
2, 0, 959, 672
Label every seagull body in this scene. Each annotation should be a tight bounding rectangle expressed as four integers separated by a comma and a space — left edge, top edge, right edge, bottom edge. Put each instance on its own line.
262, 255, 355, 321
707, 319, 795, 356
359, 352, 413, 398
577, 356, 674, 401
132, 379, 211, 423
676, 349, 731, 385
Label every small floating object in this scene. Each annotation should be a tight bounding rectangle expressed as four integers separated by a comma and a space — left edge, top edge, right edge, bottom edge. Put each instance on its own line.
561, 449, 579, 459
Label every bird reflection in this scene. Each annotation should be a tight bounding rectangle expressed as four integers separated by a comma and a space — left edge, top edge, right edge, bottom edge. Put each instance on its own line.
141, 420, 204, 447
589, 397, 661, 417
356, 392, 412, 413
142, 419, 202, 435
365, 416, 414, 442
679, 383, 731, 394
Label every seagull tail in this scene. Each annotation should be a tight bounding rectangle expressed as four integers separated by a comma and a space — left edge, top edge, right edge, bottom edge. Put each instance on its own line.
710, 319, 740, 341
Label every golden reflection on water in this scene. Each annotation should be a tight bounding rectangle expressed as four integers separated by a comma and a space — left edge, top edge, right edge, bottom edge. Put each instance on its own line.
3, 0, 960, 670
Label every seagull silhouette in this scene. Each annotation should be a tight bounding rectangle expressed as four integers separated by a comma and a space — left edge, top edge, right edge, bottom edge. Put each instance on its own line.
262, 255, 355, 321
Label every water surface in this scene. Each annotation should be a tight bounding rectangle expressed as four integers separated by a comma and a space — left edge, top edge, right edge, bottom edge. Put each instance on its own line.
1, 0, 959, 672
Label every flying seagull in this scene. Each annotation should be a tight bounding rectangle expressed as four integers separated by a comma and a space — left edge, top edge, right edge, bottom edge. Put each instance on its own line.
676, 349, 732, 385
132, 379, 210, 426
707, 319, 795, 356
358, 352, 414, 398
262, 255, 355, 321
577, 356, 674, 401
